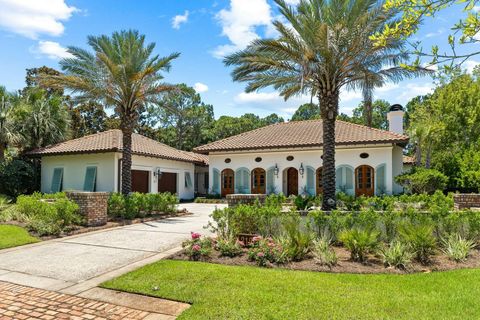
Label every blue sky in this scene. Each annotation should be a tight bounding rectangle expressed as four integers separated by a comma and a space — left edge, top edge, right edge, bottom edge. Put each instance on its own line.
0, 0, 477, 119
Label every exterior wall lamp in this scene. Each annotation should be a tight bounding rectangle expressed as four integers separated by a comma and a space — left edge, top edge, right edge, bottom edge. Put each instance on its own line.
299, 163, 304, 177
274, 164, 279, 177
153, 168, 162, 181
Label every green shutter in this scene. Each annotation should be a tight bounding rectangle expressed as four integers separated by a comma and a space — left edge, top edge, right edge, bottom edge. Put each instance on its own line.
266, 167, 275, 194
335, 167, 344, 192
336, 166, 354, 195
212, 169, 220, 194
306, 166, 315, 195
185, 172, 193, 188
83, 166, 97, 192
51, 168, 64, 193
376, 164, 386, 195
235, 168, 250, 194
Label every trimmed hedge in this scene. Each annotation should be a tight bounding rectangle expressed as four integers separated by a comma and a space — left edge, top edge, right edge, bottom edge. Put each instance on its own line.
107, 192, 178, 219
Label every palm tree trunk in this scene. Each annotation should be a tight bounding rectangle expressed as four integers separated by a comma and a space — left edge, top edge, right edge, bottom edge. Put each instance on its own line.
121, 119, 134, 195
365, 99, 373, 127
0, 143, 5, 162
319, 90, 339, 211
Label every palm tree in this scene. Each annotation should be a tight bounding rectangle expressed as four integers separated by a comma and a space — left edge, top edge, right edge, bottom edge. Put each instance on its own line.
42, 30, 180, 195
14, 88, 71, 150
0, 86, 19, 162
225, 0, 428, 210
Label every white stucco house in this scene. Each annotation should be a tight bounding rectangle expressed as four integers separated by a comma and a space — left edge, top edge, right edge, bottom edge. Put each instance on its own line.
194, 106, 409, 197
29, 130, 209, 200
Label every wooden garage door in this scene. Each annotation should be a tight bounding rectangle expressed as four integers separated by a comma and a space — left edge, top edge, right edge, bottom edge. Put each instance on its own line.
158, 172, 177, 194
131, 170, 150, 193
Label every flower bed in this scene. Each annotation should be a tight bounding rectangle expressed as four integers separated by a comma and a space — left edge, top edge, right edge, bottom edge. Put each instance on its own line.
174, 193, 480, 274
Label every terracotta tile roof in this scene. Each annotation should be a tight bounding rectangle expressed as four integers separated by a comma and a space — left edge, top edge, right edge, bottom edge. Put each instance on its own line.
28, 130, 208, 164
403, 155, 415, 164
194, 119, 409, 153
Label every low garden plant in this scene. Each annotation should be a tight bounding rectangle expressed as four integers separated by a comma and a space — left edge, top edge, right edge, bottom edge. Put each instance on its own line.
339, 228, 380, 262
215, 236, 243, 257
107, 192, 178, 219
398, 223, 437, 264
182, 232, 213, 261
380, 241, 413, 269
442, 234, 476, 262
312, 236, 337, 267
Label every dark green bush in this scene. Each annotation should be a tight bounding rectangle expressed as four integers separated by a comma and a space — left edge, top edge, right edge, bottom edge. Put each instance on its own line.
15, 192, 81, 236
107, 192, 178, 219
339, 228, 380, 262
399, 223, 437, 264
395, 168, 448, 194
0, 159, 37, 197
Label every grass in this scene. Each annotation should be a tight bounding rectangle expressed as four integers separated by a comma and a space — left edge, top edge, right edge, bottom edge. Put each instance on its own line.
102, 260, 480, 320
0, 225, 39, 249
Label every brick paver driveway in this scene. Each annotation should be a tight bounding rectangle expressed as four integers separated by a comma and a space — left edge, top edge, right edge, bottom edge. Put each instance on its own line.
0, 281, 153, 320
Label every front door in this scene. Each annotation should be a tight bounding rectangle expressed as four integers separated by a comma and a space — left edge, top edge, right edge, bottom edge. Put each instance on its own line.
221, 169, 234, 197
251, 168, 266, 194
287, 167, 298, 196
131, 170, 150, 193
158, 172, 177, 194
355, 165, 374, 197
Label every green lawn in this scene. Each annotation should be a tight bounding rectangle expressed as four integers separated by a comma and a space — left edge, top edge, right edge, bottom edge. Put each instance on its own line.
0, 225, 39, 249
102, 260, 480, 320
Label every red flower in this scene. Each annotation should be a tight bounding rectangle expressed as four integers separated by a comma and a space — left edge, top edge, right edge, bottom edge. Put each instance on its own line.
257, 252, 265, 258
191, 232, 201, 240
192, 244, 201, 252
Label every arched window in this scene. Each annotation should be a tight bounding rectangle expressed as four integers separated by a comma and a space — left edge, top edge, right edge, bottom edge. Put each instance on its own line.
221, 169, 234, 197
355, 165, 375, 197
251, 168, 266, 194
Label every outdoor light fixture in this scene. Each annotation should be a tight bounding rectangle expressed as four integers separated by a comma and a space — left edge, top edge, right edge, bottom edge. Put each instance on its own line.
299, 163, 304, 177
274, 164, 279, 177
153, 168, 162, 180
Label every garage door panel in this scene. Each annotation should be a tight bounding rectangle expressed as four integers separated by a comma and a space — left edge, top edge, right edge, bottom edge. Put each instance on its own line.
158, 172, 177, 194
131, 170, 150, 193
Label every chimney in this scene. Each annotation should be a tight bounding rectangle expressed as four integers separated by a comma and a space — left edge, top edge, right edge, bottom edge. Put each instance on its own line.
387, 104, 405, 134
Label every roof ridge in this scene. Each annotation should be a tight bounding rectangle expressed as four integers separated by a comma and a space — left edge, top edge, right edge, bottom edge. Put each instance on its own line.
194, 121, 286, 151
335, 119, 408, 139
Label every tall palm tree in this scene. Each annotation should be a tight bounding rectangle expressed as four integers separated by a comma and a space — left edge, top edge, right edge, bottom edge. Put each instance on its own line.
42, 30, 180, 195
0, 86, 19, 162
14, 88, 71, 150
225, 0, 428, 210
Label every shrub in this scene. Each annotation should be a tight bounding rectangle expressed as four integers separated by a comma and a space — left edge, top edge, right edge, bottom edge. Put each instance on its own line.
182, 232, 212, 261
380, 241, 413, 269
215, 237, 243, 257
0, 159, 37, 198
395, 168, 448, 194
312, 236, 337, 267
339, 228, 380, 262
279, 216, 314, 261
399, 223, 437, 264
247, 236, 287, 266
442, 234, 476, 262
16, 193, 81, 236
107, 192, 178, 219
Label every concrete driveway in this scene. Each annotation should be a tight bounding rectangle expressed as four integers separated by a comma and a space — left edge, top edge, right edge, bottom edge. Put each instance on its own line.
0, 203, 225, 294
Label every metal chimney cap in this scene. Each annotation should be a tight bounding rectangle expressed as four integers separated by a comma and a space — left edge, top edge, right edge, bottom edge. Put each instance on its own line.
389, 104, 404, 112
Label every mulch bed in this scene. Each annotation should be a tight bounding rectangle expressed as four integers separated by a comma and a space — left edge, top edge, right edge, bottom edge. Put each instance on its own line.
169, 245, 480, 274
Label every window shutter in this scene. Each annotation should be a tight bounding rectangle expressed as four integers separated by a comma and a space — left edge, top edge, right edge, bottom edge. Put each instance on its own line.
335, 167, 344, 192
306, 166, 315, 195
51, 168, 64, 193
266, 167, 275, 194
376, 164, 386, 195
83, 166, 97, 192
240, 169, 250, 194
345, 167, 354, 195
212, 169, 220, 194
185, 172, 193, 188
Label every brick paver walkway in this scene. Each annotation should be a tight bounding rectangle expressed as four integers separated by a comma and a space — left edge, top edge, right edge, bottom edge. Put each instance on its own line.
0, 281, 154, 320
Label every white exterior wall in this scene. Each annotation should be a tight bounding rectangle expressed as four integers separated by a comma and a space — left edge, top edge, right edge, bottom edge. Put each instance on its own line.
208, 144, 404, 196
41, 152, 195, 199
392, 146, 404, 194
41, 153, 116, 193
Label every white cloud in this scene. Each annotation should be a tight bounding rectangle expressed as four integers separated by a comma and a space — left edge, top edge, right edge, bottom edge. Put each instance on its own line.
0, 0, 77, 39
172, 10, 189, 29
194, 82, 209, 93
283, 0, 300, 4
463, 60, 479, 74
32, 40, 73, 59
213, 0, 273, 58
340, 89, 362, 102
376, 83, 400, 92
399, 83, 434, 101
